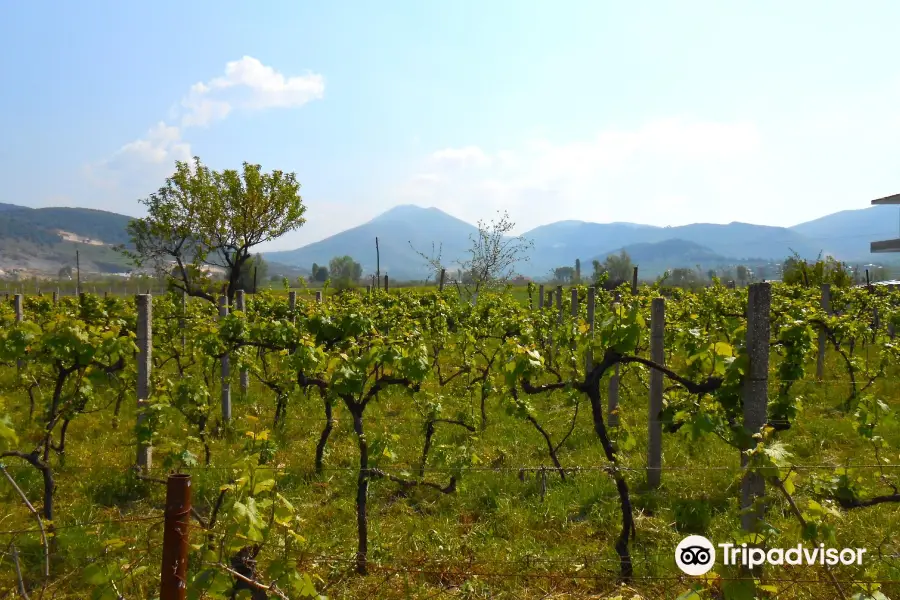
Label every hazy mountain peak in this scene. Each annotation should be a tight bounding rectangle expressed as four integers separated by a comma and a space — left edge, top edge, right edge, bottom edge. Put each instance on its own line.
370, 204, 443, 222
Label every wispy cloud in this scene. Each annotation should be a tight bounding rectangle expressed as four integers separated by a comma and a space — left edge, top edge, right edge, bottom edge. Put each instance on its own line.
180, 56, 325, 127
398, 117, 763, 231
86, 56, 325, 189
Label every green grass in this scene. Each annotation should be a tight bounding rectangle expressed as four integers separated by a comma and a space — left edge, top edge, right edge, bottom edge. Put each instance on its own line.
1, 296, 899, 599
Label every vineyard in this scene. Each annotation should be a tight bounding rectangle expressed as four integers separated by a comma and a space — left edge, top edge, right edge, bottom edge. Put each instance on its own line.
1, 281, 899, 599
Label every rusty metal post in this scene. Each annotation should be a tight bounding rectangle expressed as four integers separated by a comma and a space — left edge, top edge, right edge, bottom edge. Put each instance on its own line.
159, 473, 191, 600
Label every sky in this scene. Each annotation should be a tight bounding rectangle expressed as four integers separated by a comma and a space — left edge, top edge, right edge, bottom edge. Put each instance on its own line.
2, 1, 900, 251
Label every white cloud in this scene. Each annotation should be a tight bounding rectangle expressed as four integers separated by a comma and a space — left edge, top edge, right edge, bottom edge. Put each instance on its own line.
87, 56, 324, 190
180, 56, 325, 127
396, 118, 763, 231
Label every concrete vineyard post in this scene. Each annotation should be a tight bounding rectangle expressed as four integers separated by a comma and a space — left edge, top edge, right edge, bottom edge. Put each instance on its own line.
136, 294, 152, 470
631, 266, 638, 294
608, 294, 621, 427
586, 287, 595, 372
439, 268, 446, 292
570, 288, 579, 361
647, 297, 665, 489
742, 282, 771, 533
556, 286, 563, 324
288, 291, 297, 356
14, 294, 23, 370
219, 296, 231, 423
873, 307, 880, 343
315, 291, 322, 303
14, 293, 23, 322
159, 473, 191, 600
180, 290, 186, 351
538, 285, 545, 310
550, 286, 562, 367
384, 274, 389, 292
235, 290, 249, 397
52, 290, 58, 305
816, 284, 831, 380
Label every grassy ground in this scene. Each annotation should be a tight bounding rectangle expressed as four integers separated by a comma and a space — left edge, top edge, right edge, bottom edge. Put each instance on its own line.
2, 339, 899, 599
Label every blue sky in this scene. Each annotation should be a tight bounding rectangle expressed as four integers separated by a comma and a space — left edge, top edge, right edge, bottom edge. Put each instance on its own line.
2, 1, 900, 250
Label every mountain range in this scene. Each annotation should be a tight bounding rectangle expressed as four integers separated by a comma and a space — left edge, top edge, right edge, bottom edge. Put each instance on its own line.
265, 204, 900, 279
0, 201, 898, 279
0, 204, 134, 275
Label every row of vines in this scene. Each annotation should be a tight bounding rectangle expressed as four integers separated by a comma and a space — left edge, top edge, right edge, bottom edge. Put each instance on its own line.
1, 282, 899, 599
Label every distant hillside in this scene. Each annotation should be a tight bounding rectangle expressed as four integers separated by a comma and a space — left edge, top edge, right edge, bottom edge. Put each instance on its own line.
265, 205, 480, 280
589, 238, 765, 278
2, 200, 894, 279
522, 221, 659, 274
789, 205, 900, 259
0, 204, 135, 275
264, 204, 894, 280
521, 221, 823, 274
594, 238, 728, 265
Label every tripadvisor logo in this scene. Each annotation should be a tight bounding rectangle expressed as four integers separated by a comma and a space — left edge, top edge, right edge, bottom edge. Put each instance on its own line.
676, 536, 716, 576
675, 536, 867, 575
